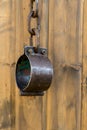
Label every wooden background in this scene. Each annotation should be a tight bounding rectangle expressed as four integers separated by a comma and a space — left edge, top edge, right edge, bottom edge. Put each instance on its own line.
0, 0, 87, 130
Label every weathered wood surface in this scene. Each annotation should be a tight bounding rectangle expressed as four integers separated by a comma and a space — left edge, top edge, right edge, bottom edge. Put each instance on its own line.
0, 0, 16, 130
81, 0, 87, 130
0, 0, 85, 130
47, 0, 82, 130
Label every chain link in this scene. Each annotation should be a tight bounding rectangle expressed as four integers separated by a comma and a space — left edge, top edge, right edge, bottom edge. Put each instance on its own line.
28, 0, 40, 49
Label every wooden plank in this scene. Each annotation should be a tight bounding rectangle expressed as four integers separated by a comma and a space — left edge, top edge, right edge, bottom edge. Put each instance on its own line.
0, 0, 16, 130
81, 0, 87, 130
47, 0, 82, 130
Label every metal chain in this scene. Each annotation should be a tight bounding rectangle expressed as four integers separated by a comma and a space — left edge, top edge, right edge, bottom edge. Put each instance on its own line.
28, 0, 40, 49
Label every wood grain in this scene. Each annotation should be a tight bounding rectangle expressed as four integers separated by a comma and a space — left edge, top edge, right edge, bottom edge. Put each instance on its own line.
47, 0, 82, 130
0, 0, 16, 130
81, 0, 87, 130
